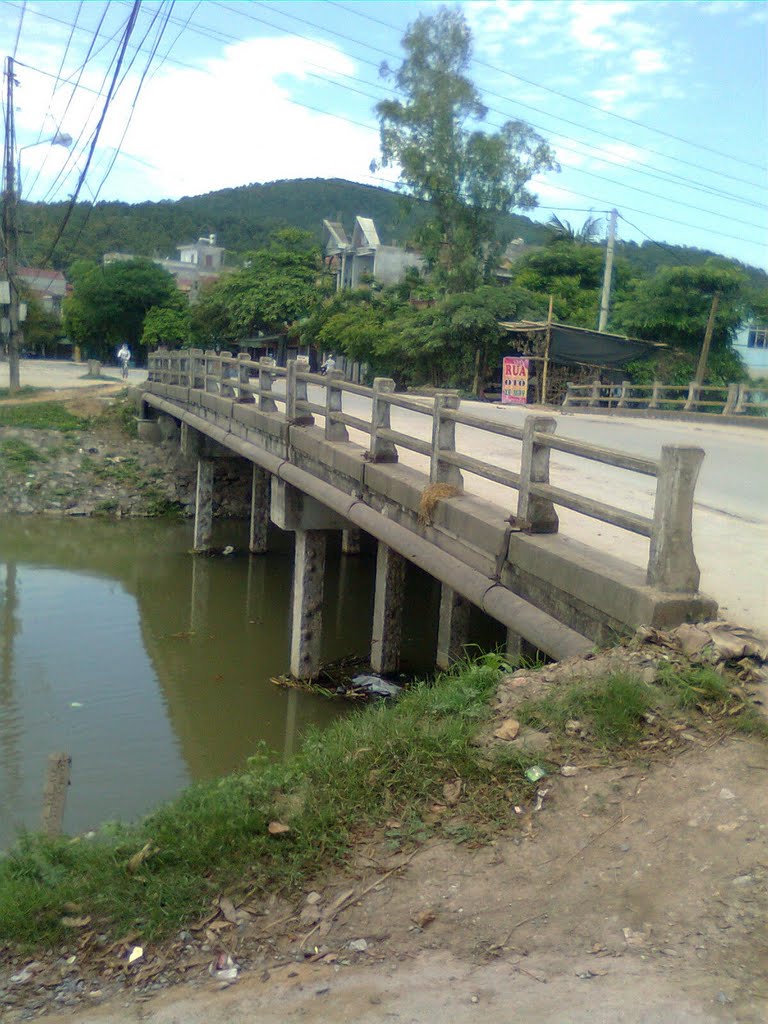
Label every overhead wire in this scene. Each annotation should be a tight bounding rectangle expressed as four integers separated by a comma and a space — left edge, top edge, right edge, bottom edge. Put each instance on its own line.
327, 0, 768, 173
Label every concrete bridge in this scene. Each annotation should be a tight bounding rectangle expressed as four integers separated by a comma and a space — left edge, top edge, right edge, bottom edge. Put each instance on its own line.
139, 349, 716, 678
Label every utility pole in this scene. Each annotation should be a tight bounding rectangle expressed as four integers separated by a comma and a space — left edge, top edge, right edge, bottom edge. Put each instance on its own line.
598, 208, 618, 333
1, 56, 20, 393
694, 291, 720, 386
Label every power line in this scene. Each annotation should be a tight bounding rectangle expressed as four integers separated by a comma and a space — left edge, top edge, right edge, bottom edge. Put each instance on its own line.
11, 0, 25, 59
40, 1, 142, 264
328, 0, 768, 173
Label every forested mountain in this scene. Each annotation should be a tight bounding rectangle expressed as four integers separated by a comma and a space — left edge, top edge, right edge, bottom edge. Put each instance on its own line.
18, 177, 553, 270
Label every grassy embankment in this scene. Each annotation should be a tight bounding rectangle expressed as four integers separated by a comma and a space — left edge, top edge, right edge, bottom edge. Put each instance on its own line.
0, 657, 764, 952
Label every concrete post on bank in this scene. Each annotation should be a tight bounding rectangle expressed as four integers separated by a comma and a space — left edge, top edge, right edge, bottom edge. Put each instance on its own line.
616, 380, 631, 409
647, 445, 704, 593
258, 357, 278, 413
430, 390, 463, 487
436, 584, 470, 669
588, 380, 601, 407
324, 369, 349, 441
517, 416, 559, 534
371, 541, 406, 675
648, 381, 662, 410
249, 465, 270, 554
683, 382, 699, 412
193, 457, 214, 552
369, 378, 398, 463
41, 752, 71, 838
290, 530, 327, 678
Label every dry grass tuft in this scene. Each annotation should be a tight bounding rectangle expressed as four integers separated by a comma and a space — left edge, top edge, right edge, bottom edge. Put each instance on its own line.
418, 482, 463, 524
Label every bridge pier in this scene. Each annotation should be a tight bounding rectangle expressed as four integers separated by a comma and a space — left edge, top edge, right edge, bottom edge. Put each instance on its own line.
193, 457, 214, 552
341, 527, 361, 555
436, 585, 471, 669
371, 542, 406, 675
290, 529, 327, 679
249, 466, 271, 554
505, 628, 537, 665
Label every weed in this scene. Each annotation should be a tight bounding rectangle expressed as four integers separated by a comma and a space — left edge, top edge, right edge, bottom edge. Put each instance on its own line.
143, 495, 185, 518
93, 499, 119, 515
0, 438, 47, 470
0, 402, 85, 431
518, 673, 652, 749
0, 386, 39, 400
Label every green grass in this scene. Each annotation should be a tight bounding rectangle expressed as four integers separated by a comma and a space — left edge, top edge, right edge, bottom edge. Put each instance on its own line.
0, 438, 47, 470
0, 658, 539, 950
0, 402, 85, 431
0, 386, 39, 400
518, 665, 768, 752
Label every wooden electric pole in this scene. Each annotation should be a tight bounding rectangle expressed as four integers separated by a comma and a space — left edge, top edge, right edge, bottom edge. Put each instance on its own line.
694, 292, 720, 386
598, 208, 618, 333
1, 56, 21, 394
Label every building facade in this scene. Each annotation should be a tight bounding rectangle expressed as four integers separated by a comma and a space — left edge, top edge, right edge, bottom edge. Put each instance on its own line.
323, 217, 424, 290
733, 322, 768, 379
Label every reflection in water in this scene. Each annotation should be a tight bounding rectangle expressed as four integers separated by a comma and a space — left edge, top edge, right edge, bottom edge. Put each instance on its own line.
0, 515, 457, 849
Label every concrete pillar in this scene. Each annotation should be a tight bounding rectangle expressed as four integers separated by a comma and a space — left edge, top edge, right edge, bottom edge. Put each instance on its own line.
370, 542, 406, 675
505, 628, 538, 665
249, 465, 270, 554
436, 585, 470, 669
193, 457, 214, 552
517, 416, 559, 534
341, 527, 361, 555
647, 445, 704, 593
290, 529, 327, 679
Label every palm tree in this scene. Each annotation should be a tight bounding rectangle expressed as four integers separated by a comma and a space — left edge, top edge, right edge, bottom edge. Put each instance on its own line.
547, 214, 603, 245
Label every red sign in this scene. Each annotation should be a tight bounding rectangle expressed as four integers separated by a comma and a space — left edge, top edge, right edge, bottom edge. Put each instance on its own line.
501, 356, 530, 405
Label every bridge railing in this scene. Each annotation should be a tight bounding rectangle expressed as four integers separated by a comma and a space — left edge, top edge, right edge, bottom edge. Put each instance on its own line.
147, 349, 705, 593
563, 379, 767, 417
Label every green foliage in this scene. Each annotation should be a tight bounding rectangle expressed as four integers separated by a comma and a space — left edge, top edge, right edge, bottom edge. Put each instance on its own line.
0, 438, 47, 470
613, 260, 748, 350
63, 258, 178, 362
190, 229, 331, 348
0, 402, 85, 431
375, 7, 556, 291
18, 292, 63, 356
625, 346, 748, 386
0, 659, 533, 948
141, 292, 192, 349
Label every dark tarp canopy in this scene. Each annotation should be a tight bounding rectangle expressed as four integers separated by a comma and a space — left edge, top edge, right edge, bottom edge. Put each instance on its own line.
499, 321, 665, 369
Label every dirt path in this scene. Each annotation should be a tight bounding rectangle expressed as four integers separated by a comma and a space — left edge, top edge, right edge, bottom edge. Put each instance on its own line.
12, 734, 765, 1024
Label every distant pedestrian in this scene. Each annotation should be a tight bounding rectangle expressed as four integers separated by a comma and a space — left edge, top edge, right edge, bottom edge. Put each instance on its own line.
320, 354, 336, 375
117, 343, 131, 379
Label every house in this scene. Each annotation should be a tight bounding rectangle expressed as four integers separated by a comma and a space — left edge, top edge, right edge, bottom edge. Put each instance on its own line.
104, 233, 228, 301
733, 322, 768, 379
16, 267, 68, 317
322, 216, 424, 290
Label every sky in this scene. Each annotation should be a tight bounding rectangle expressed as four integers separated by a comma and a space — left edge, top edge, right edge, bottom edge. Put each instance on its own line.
1, 0, 766, 269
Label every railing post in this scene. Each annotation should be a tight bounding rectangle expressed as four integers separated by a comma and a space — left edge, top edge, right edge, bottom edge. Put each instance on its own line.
219, 352, 235, 398
204, 350, 217, 394
648, 381, 661, 409
517, 416, 559, 533
187, 348, 202, 390
588, 379, 601, 407
286, 357, 313, 424
258, 357, 278, 413
734, 383, 747, 414
683, 381, 699, 411
616, 380, 631, 409
237, 353, 255, 403
647, 445, 704, 593
723, 382, 738, 415
562, 382, 574, 408
430, 390, 463, 487
324, 369, 348, 441
368, 377, 398, 463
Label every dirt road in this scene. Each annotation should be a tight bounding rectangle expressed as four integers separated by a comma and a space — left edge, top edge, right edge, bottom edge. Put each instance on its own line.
28, 734, 766, 1024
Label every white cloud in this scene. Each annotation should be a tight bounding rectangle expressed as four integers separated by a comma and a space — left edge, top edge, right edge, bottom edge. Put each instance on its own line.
567, 0, 634, 52
631, 48, 667, 75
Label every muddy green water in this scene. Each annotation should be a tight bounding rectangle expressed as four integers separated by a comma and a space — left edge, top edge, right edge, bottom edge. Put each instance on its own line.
0, 517, 454, 849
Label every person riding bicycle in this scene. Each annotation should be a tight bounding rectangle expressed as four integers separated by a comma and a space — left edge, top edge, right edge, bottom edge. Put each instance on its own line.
117, 343, 131, 379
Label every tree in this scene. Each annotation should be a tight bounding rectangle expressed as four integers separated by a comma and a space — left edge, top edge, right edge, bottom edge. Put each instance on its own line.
63, 259, 178, 363
141, 292, 191, 349
191, 229, 331, 348
546, 214, 603, 245
375, 7, 557, 292
511, 242, 629, 328
613, 261, 747, 351
18, 292, 63, 357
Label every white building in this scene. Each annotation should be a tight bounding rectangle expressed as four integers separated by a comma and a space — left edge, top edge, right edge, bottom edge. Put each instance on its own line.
323, 217, 423, 290
733, 322, 768, 379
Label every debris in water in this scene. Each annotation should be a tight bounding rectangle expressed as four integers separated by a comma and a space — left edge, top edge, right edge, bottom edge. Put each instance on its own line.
349, 674, 403, 698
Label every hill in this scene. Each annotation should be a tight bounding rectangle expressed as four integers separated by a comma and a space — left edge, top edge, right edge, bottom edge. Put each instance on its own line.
17, 177, 553, 270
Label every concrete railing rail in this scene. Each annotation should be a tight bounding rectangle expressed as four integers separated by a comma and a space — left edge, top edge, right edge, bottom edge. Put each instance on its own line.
563, 379, 767, 417
148, 349, 706, 595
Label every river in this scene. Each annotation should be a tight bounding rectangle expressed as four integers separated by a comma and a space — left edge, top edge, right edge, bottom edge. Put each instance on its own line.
0, 516, 474, 849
